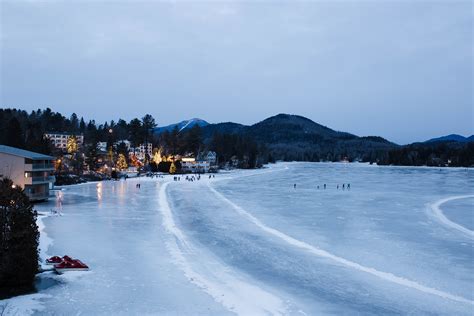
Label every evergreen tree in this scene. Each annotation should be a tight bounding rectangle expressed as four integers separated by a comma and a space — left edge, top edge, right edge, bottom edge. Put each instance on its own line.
169, 161, 177, 174
70, 113, 79, 132
79, 117, 86, 132
4, 117, 24, 148
116, 153, 128, 170
85, 141, 99, 170
0, 178, 39, 299
129, 118, 143, 149
185, 125, 203, 156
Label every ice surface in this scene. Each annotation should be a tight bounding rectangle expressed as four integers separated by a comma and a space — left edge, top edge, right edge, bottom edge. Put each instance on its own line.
1, 163, 473, 315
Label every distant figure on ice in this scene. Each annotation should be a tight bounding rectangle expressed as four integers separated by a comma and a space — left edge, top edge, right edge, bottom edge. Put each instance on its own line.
337, 185, 339, 190
347, 183, 351, 190
294, 184, 297, 189
342, 184, 345, 190
317, 185, 319, 189
324, 184, 326, 189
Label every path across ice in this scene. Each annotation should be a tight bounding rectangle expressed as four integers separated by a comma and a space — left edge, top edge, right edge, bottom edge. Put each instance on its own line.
207, 182, 474, 306
428, 195, 474, 239
159, 182, 288, 315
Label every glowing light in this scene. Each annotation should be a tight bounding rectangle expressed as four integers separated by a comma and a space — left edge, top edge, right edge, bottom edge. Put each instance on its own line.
96, 182, 103, 201
11, 184, 16, 189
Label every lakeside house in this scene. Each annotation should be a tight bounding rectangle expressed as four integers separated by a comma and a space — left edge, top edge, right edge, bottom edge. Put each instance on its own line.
0, 145, 55, 201
98, 140, 152, 162
181, 157, 211, 173
181, 152, 217, 173
44, 132, 84, 151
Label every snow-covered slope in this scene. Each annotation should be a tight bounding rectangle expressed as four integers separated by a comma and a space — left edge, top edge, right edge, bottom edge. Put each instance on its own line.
154, 118, 209, 134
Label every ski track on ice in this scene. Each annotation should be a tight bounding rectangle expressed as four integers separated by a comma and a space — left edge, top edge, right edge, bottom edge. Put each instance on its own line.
158, 182, 288, 316
207, 183, 474, 306
428, 195, 474, 239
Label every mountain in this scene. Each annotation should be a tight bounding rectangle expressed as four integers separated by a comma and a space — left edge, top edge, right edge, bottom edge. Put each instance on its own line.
426, 134, 474, 143
154, 118, 209, 134
201, 113, 397, 162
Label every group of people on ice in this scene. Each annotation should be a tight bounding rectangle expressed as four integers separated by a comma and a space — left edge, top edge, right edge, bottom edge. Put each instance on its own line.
173, 174, 216, 182
293, 183, 351, 190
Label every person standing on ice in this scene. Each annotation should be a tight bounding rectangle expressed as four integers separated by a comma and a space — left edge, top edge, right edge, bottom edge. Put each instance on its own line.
294, 183, 297, 189
324, 184, 326, 189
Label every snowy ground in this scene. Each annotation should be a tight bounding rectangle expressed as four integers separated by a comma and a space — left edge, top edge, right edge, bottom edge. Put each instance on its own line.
1, 162, 473, 315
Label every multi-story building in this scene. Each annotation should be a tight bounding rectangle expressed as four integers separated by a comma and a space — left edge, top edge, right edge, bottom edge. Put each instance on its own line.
130, 143, 153, 161
181, 157, 210, 173
0, 145, 55, 201
44, 132, 84, 150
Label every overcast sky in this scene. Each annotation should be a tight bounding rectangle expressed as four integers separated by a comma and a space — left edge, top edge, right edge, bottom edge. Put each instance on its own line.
1, 1, 472, 144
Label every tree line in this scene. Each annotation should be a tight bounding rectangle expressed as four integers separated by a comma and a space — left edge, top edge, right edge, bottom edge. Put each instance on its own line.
0, 108, 268, 170
379, 142, 474, 167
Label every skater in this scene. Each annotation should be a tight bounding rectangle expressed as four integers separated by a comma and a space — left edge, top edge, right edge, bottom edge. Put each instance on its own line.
324, 184, 326, 189
342, 184, 345, 190
347, 183, 351, 190
294, 183, 297, 189
337, 185, 339, 190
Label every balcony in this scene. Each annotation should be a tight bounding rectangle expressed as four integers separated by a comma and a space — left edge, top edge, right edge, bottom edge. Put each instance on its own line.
32, 176, 55, 183
32, 162, 54, 170
27, 191, 50, 201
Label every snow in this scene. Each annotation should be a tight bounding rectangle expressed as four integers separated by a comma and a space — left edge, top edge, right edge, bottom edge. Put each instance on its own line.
1, 162, 473, 315
428, 195, 474, 238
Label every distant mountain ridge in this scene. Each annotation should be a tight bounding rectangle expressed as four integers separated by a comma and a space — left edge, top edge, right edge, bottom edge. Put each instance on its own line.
153, 113, 472, 165
199, 113, 397, 162
426, 134, 474, 143
154, 118, 209, 134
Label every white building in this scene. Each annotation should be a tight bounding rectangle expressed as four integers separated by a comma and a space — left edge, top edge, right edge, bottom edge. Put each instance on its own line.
98, 140, 131, 153
129, 143, 153, 161
0, 145, 55, 201
205, 151, 217, 165
44, 132, 84, 150
181, 157, 210, 173
98, 142, 108, 153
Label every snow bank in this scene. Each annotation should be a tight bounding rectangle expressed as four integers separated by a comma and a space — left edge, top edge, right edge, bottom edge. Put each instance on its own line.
428, 195, 474, 239
159, 181, 287, 315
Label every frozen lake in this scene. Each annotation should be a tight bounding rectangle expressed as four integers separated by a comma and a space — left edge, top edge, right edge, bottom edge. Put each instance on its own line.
2, 163, 473, 315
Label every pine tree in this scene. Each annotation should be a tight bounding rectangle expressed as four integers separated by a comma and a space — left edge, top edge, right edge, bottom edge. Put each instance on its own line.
117, 153, 128, 170
5, 117, 24, 148
67, 135, 78, 154
169, 161, 177, 174
0, 178, 39, 298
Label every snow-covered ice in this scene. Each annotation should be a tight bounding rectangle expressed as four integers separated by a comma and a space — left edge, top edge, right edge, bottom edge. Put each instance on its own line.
1, 162, 473, 315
